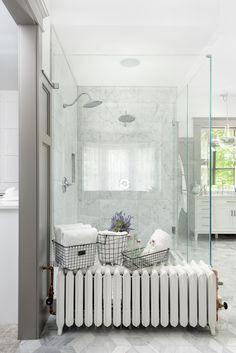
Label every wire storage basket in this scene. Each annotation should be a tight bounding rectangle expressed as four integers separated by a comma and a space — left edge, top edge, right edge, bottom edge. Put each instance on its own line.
122, 247, 169, 271
52, 240, 97, 270
97, 233, 128, 265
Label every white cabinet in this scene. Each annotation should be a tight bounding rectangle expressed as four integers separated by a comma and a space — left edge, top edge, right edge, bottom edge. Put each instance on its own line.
0, 203, 18, 324
195, 196, 236, 240
195, 197, 210, 240
213, 199, 236, 233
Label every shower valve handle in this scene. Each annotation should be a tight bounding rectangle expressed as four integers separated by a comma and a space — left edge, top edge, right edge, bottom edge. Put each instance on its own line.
62, 177, 72, 192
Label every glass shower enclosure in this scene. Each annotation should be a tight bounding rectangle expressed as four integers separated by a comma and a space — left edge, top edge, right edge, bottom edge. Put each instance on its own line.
176, 55, 212, 264
51, 31, 212, 265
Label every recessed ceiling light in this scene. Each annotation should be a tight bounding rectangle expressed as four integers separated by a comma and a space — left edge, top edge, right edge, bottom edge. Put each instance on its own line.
120, 58, 140, 68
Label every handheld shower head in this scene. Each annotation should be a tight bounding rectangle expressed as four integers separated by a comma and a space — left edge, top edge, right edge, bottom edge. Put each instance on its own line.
63, 92, 102, 109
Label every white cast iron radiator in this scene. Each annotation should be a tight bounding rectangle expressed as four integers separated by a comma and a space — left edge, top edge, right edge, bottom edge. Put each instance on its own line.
56, 261, 217, 335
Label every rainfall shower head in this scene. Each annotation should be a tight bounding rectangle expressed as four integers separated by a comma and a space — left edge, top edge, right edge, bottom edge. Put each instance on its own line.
118, 112, 136, 127
83, 99, 102, 108
63, 92, 102, 109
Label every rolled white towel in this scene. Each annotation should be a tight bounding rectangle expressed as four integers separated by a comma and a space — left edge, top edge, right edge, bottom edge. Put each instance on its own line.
150, 229, 172, 250
58, 227, 97, 246
142, 229, 172, 256
54, 223, 92, 243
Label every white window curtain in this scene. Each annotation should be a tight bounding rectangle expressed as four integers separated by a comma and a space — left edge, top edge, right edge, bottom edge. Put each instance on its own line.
83, 143, 155, 191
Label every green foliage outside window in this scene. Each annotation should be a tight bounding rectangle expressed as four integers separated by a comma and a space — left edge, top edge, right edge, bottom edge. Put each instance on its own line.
201, 127, 236, 188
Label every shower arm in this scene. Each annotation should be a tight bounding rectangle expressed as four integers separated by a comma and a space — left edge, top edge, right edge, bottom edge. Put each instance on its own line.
63, 92, 91, 108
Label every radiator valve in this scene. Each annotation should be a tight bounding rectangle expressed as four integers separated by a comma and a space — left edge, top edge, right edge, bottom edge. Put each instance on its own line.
42, 265, 56, 315
217, 297, 228, 310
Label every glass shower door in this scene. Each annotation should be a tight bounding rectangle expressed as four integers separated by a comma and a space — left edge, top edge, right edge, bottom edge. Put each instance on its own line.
176, 55, 212, 265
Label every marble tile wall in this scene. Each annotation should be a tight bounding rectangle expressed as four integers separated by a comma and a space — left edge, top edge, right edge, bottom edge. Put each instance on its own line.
76, 86, 177, 244
51, 30, 78, 227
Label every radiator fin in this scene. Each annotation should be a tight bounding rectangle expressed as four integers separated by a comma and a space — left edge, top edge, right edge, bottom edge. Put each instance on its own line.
169, 266, 178, 327
103, 269, 112, 327
56, 269, 65, 336
85, 270, 93, 327
65, 271, 74, 327
176, 265, 188, 327
113, 269, 122, 327
160, 267, 169, 327
132, 271, 140, 327
151, 269, 159, 327
75, 270, 83, 327
94, 269, 102, 327
141, 270, 150, 327
123, 269, 131, 327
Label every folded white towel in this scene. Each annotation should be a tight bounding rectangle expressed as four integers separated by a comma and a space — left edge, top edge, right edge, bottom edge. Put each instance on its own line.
98, 230, 128, 236
54, 223, 92, 241
54, 223, 97, 246
142, 229, 172, 256
58, 228, 97, 246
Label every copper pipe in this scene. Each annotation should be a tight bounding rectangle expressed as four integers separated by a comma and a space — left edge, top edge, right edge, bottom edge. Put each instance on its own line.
42, 265, 56, 315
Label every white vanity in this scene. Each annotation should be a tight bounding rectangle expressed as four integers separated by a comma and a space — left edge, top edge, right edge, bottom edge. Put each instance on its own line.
195, 194, 236, 240
0, 199, 18, 324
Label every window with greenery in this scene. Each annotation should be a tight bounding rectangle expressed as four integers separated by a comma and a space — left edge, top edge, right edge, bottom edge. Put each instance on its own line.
201, 127, 236, 189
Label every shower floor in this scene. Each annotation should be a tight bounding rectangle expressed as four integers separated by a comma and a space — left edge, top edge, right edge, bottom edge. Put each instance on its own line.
1, 236, 235, 353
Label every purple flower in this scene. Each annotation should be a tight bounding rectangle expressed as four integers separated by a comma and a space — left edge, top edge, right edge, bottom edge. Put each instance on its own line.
109, 211, 134, 233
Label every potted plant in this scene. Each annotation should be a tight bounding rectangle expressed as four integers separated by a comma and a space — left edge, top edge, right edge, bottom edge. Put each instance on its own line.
109, 211, 133, 233
97, 211, 134, 265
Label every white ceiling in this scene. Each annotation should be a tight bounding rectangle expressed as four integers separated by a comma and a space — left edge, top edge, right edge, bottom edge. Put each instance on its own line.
66, 55, 206, 87
50, 0, 219, 27
49, 0, 236, 94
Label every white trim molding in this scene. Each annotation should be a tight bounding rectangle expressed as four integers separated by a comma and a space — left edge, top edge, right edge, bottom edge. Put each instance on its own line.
25, 0, 49, 30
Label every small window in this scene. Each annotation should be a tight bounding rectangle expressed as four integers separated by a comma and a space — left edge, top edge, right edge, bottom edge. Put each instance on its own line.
201, 127, 236, 189
83, 143, 156, 191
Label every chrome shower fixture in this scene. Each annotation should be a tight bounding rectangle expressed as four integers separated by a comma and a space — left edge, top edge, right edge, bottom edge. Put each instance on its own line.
62, 177, 72, 192
118, 112, 136, 127
63, 92, 102, 109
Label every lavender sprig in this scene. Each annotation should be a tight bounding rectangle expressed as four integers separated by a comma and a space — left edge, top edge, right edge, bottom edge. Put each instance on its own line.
109, 211, 134, 233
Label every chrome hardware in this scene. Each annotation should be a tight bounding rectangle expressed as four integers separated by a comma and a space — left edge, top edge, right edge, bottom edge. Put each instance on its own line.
62, 177, 72, 192
42, 70, 59, 89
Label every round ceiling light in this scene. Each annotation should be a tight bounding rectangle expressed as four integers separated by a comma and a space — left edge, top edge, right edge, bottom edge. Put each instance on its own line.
120, 58, 140, 68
